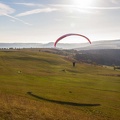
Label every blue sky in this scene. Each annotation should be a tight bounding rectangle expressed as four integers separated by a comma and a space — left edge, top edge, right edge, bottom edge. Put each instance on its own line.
0, 0, 120, 43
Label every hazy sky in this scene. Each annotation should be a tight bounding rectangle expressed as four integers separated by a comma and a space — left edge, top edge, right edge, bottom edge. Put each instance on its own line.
0, 0, 120, 43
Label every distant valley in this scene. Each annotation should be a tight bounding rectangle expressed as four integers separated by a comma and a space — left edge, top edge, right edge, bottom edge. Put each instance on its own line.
0, 40, 120, 50
0, 40, 120, 66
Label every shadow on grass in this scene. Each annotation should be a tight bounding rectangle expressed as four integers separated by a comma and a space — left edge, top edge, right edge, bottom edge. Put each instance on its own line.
27, 92, 101, 107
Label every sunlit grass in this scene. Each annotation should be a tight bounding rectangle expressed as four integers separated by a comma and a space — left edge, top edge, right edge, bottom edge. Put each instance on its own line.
0, 49, 120, 120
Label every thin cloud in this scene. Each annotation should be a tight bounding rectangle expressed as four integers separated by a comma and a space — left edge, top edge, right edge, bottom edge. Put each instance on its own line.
0, 2, 32, 25
50, 4, 120, 14
85, 6, 120, 10
3, 14, 32, 26
48, 4, 120, 12
15, 2, 120, 17
14, 2, 120, 10
111, 0, 120, 4
45, 4, 120, 10
75, 6, 120, 10
16, 8, 58, 17
51, 4, 120, 10
0, 2, 15, 15
15, 3, 43, 7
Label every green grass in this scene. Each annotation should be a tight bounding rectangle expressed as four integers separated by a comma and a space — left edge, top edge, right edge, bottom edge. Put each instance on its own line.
0, 49, 120, 120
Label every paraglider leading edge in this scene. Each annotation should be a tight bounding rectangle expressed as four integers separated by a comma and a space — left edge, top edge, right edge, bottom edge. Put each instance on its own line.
54, 33, 91, 47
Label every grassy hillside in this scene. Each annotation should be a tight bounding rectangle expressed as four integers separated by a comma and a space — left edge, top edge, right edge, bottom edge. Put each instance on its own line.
0, 49, 120, 120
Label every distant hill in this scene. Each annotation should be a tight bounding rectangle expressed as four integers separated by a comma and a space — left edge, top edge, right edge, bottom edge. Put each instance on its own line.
37, 48, 120, 66
75, 40, 120, 50
28, 48, 120, 66
0, 40, 120, 66
0, 43, 43, 49
75, 49, 120, 66
0, 40, 120, 50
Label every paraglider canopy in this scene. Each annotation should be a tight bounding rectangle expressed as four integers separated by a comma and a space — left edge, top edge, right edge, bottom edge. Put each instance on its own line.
54, 33, 91, 47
